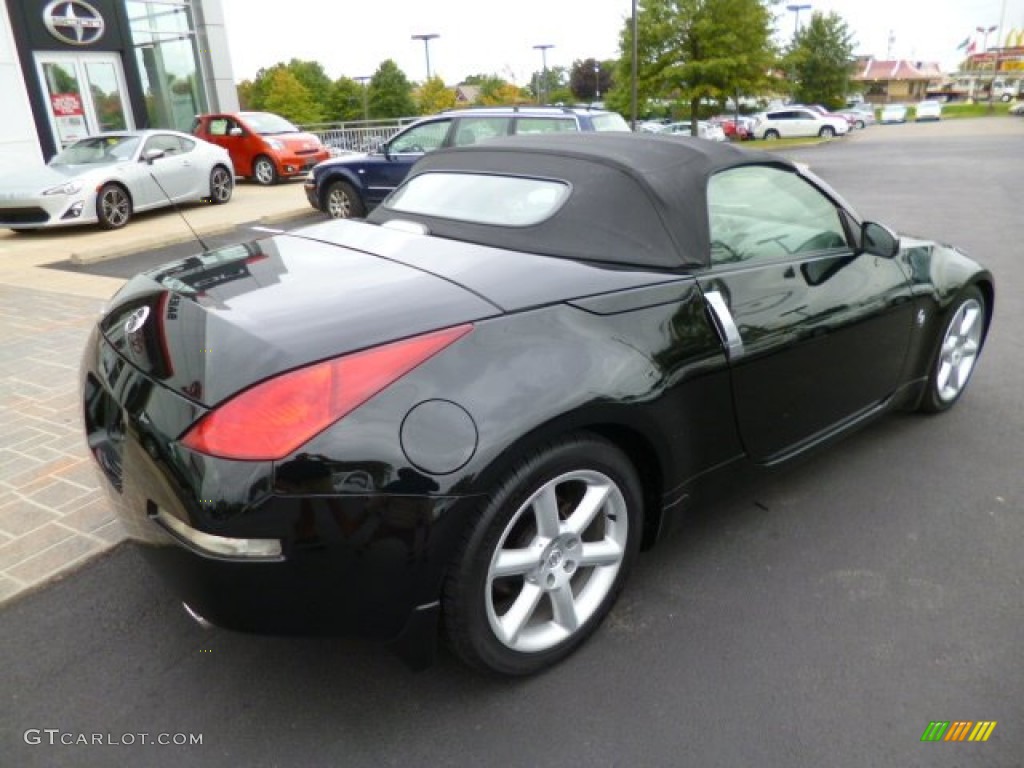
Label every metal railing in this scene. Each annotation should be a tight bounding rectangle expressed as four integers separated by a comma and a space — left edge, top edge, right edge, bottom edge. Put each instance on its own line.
300, 117, 420, 154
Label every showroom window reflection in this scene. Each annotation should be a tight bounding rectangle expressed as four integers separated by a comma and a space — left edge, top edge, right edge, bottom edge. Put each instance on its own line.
127, 0, 208, 131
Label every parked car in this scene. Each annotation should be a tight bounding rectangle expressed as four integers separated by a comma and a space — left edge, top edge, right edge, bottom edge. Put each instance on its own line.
192, 111, 329, 185
0, 130, 232, 231
914, 100, 943, 122
750, 108, 849, 139
304, 106, 632, 219
82, 133, 993, 675
716, 116, 755, 140
879, 104, 908, 124
1009, 101, 1024, 116
836, 107, 877, 129
801, 104, 857, 130
661, 120, 727, 141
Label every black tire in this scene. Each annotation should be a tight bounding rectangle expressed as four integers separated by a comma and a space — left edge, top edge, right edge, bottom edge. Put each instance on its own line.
323, 179, 365, 219
919, 286, 986, 413
855, 119, 866, 129
96, 183, 132, 230
764, 129, 780, 140
819, 125, 835, 138
208, 165, 233, 204
251, 155, 278, 186
443, 434, 643, 676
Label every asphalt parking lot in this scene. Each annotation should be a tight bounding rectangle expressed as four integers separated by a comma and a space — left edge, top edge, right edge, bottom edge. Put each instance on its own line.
1, 118, 1022, 767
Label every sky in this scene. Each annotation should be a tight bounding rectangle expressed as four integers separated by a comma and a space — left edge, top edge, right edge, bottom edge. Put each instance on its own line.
219, 0, 1024, 85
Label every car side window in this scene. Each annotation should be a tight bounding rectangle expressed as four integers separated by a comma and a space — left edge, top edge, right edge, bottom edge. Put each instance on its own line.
390, 120, 451, 154
514, 117, 577, 134
179, 137, 196, 154
208, 119, 229, 136
707, 165, 849, 265
144, 134, 181, 157
452, 117, 511, 146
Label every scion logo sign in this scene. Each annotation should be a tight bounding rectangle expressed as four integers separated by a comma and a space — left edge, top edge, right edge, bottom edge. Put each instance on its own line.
43, 0, 106, 46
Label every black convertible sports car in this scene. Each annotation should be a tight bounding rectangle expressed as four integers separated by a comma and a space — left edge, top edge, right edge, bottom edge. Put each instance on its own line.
81, 134, 993, 675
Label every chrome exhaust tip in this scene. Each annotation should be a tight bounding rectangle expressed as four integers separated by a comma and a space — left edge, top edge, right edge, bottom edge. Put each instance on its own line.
182, 602, 213, 629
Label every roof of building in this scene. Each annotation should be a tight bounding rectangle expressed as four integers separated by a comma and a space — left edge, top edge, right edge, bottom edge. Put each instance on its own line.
854, 59, 944, 82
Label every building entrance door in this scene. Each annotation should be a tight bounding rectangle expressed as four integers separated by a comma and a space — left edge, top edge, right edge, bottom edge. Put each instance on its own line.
34, 52, 134, 148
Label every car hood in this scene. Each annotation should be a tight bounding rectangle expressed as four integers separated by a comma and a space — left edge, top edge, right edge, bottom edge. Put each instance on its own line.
0, 164, 100, 194
98, 221, 677, 407
270, 132, 323, 150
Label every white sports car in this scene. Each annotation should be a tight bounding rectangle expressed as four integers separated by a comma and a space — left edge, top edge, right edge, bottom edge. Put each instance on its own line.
0, 130, 234, 231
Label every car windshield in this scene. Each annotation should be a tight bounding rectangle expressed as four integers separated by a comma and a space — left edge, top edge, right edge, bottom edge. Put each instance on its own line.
50, 135, 141, 165
386, 172, 570, 227
242, 112, 299, 135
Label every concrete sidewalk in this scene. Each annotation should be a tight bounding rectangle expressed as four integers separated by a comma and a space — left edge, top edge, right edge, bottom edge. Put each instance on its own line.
0, 181, 315, 604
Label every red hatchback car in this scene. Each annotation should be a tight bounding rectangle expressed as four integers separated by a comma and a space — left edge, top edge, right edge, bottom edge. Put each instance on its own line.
192, 111, 329, 185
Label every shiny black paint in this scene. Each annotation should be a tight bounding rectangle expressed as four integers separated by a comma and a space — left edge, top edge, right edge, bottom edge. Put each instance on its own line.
81, 215, 992, 665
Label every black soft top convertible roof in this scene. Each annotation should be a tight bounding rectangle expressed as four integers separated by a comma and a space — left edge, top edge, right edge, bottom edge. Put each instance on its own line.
367, 133, 793, 269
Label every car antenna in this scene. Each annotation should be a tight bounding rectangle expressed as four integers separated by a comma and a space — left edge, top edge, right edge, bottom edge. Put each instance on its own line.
147, 162, 210, 252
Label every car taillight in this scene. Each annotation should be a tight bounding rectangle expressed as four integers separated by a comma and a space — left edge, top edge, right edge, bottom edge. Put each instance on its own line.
181, 324, 473, 460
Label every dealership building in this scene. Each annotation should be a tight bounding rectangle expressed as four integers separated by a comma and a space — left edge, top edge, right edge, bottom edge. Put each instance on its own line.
1, 0, 238, 169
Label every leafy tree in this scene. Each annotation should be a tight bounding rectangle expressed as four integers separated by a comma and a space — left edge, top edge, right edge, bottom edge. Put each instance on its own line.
473, 76, 530, 106
285, 59, 333, 107
569, 59, 614, 101
261, 69, 322, 124
328, 76, 368, 121
784, 11, 855, 108
527, 65, 568, 103
606, 0, 778, 130
368, 59, 417, 118
417, 76, 457, 114
236, 79, 255, 109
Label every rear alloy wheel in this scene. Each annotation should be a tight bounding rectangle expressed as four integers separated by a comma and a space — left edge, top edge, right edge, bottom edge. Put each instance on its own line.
444, 435, 642, 676
819, 125, 835, 138
324, 180, 365, 219
764, 129, 780, 140
920, 287, 986, 413
209, 166, 233, 204
855, 119, 866, 129
97, 184, 132, 229
252, 155, 278, 185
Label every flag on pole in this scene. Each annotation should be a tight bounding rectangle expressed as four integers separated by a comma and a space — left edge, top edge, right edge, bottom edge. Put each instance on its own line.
956, 36, 970, 50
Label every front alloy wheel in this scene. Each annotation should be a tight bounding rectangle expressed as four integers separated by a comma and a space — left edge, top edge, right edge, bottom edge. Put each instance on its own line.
920, 287, 986, 412
97, 184, 131, 229
324, 180, 365, 219
445, 435, 641, 675
209, 166, 233, 204
252, 155, 278, 185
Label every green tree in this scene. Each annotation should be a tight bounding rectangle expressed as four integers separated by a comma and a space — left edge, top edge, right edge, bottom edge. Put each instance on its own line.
527, 65, 568, 103
368, 59, 416, 118
606, 0, 778, 129
417, 76, 457, 114
285, 59, 332, 106
784, 11, 855, 108
261, 69, 323, 124
329, 76, 368, 121
237, 79, 255, 109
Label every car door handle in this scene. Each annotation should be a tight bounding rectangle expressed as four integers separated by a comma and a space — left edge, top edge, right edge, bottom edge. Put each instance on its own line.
704, 290, 745, 361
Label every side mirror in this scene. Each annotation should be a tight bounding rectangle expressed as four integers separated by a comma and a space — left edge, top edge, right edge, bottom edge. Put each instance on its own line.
861, 221, 900, 258
142, 148, 165, 165
228, 127, 243, 137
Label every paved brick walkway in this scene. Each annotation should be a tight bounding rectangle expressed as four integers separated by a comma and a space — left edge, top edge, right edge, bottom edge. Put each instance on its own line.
0, 285, 125, 603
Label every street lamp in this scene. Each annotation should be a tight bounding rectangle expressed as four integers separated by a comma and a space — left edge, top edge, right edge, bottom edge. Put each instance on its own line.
786, 4, 811, 38
630, 0, 637, 129
976, 24, 997, 54
354, 75, 370, 122
411, 33, 440, 81
533, 44, 554, 104
594, 61, 601, 101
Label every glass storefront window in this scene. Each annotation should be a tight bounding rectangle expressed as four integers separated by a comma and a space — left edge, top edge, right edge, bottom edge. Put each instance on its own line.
127, 1, 207, 131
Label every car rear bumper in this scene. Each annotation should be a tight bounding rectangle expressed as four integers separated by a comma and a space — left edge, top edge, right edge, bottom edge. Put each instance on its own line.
81, 328, 473, 647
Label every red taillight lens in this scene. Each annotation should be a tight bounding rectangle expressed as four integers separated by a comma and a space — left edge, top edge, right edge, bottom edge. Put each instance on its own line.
181, 324, 473, 460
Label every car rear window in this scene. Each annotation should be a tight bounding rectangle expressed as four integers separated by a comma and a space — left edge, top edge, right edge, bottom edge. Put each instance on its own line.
515, 117, 577, 134
384, 172, 570, 227
589, 113, 631, 132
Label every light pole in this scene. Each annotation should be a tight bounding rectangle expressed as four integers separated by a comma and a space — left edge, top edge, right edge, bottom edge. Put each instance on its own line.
786, 4, 811, 38
354, 75, 370, 122
411, 33, 440, 81
630, 0, 637, 129
594, 61, 600, 101
533, 44, 554, 104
